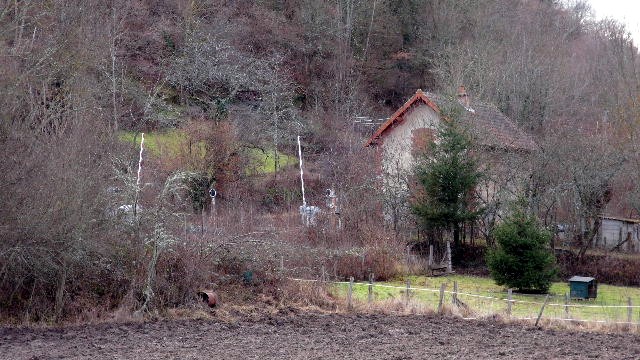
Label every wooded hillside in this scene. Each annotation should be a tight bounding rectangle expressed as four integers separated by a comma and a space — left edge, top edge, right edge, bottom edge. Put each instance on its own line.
2, 0, 640, 321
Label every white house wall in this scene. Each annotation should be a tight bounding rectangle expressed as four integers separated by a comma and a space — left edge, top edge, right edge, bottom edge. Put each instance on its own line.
381, 104, 441, 176
379, 104, 440, 229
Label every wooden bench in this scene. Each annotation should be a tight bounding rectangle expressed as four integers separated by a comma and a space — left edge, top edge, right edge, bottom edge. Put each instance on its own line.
429, 263, 448, 276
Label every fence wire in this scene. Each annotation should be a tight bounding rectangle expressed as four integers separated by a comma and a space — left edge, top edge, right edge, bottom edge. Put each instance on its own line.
289, 278, 640, 327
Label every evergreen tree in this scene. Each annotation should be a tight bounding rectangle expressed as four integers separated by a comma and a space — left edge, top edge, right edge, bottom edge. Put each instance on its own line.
411, 121, 482, 249
486, 211, 557, 293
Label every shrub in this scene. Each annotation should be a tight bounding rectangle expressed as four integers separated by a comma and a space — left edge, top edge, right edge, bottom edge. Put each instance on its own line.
555, 251, 640, 287
486, 212, 556, 293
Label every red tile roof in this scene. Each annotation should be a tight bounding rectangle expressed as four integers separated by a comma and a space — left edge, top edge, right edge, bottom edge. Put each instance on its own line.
365, 89, 441, 147
365, 89, 536, 151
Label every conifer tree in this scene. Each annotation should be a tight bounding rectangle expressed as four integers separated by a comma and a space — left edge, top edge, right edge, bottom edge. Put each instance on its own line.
487, 210, 557, 293
412, 121, 482, 249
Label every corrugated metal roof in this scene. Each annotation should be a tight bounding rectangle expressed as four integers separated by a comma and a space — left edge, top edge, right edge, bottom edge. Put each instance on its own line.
569, 276, 595, 282
601, 215, 640, 224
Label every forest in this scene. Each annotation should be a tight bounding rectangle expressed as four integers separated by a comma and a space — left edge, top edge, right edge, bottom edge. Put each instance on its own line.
1, 0, 640, 322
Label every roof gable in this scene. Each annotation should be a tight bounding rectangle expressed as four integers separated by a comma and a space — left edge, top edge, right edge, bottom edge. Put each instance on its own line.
365, 89, 441, 147
365, 89, 536, 151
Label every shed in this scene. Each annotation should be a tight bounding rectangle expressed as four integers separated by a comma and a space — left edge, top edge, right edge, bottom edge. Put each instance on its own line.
569, 276, 597, 299
597, 216, 640, 252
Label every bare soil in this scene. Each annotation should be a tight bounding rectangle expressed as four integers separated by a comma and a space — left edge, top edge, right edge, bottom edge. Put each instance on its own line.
2, 311, 639, 359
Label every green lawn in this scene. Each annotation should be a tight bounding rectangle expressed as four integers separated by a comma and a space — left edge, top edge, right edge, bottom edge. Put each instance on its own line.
119, 130, 297, 174
246, 148, 298, 175
332, 274, 640, 323
118, 130, 195, 158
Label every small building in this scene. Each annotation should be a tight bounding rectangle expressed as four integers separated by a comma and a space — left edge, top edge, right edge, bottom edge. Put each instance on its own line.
597, 216, 640, 252
364, 87, 536, 231
569, 276, 597, 299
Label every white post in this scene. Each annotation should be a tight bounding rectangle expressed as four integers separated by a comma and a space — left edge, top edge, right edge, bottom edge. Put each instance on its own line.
134, 132, 144, 217
446, 241, 452, 273
297, 135, 306, 207
136, 133, 144, 188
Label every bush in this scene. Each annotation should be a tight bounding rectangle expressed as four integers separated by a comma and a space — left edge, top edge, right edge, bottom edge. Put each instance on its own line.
486, 212, 556, 293
555, 251, 640, 287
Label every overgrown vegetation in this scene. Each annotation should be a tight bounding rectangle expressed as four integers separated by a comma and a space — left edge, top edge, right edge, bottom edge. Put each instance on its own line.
1, 0, 640, 323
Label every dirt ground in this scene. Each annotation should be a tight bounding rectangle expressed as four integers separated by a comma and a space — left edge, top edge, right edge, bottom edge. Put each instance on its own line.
2, 311, 640, 360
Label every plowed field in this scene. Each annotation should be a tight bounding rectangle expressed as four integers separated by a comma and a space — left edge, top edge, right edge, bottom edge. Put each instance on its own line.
2, 313, 639, 359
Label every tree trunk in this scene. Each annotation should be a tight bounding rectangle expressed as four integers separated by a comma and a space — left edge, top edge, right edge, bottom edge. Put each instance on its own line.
578, 216, 601, 261
54, 261, 68, 321
139, 238, 159, 313
453, 224, 460, 248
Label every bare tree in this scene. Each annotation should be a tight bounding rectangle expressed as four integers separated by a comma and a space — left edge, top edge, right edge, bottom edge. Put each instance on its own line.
542, 127, 625, 258
136, 171, 196, 313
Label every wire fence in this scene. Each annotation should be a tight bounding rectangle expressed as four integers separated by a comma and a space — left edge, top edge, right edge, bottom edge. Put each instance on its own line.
289, 277, 640, 329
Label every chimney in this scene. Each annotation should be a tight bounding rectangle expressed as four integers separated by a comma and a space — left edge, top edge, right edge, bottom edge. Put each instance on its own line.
457, 85, 470, 108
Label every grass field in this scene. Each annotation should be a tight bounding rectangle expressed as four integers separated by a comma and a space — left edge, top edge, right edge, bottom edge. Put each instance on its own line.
331, 274, 640, 323
246, 148, 298, 174
118, 130, 194, 158
119, 130, 297, 174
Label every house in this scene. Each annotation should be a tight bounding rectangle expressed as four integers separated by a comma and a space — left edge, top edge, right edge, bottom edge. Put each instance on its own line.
365, 87, 536, 162
596, 216, 640, 252
365, 87, 536, 230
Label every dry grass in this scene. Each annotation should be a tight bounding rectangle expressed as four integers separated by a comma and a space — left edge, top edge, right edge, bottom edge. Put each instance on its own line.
21, 275, 637, 338
284, 279, 640, 335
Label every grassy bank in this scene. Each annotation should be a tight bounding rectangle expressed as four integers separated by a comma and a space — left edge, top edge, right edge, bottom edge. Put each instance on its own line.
246, 148, 298, 174
118, 130, 195, 158
331, 274, 640, 323
119, 130, 297, 174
